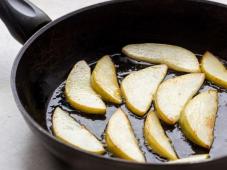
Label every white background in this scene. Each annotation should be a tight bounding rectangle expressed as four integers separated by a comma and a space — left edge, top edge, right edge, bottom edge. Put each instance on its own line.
0, 0, 226, 170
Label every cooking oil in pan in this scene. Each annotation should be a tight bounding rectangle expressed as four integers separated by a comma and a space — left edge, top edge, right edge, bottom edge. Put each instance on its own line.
46, 53, 227, 163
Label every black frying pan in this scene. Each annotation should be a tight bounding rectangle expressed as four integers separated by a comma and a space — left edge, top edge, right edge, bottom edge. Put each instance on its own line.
1, 0, 227, 169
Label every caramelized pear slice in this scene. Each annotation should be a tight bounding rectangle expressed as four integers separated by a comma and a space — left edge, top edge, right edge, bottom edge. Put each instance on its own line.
201, 51, 227, 88
121, 65, 167, 116
169, 154, 209, 164
105, 109, 145, 162
144, 111, 178, 160
155, 73, 205, 124
91, 55, 122, 104
122, 43, 200, 73
52, 107, 105, 154
180, 90, 218, 149
65, 60, 106, 114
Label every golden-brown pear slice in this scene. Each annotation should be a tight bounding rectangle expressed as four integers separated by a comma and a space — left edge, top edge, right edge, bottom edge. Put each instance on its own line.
180, 90, 218, 149
168, 154, 209, 164
65, 60, 106, 114
52, 107, 105, 154
91, 55, 122, 104
201, 51, 227, 88
155, 73, 205, 125
121, 65, 168, 116
144, 111, 178, 160
105, 109, 145, 162
122, 43, 200, 73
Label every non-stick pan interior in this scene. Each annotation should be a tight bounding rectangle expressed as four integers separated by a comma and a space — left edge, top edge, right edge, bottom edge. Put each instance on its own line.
14, 0, 227, 163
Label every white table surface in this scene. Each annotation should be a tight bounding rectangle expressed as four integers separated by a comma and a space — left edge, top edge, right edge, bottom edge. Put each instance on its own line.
0, 0, 226, 170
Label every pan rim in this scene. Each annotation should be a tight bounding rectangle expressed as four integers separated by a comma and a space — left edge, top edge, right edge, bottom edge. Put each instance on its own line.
10, 0, 227, 166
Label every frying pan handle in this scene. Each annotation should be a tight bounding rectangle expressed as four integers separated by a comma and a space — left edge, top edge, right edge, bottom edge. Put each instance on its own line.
0, 0, 51, 44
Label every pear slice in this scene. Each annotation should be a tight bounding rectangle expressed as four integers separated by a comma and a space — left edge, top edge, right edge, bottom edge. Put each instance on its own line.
180, 90, 218, 149
144, 111, 178, 160
201, 51, 227, 88
65, 60, 106, 114
122, 43, 200, 73
155, 73, 205, 125
91, 55, 122, 104
168, 154, 209, 164
121, 65, 168, 116
52, 107, 105, 154
105, 109, 145, 162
